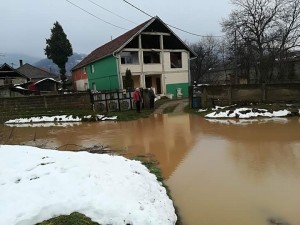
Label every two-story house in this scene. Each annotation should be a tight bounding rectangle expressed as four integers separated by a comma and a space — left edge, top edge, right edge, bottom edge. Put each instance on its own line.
72, 16, 196, 97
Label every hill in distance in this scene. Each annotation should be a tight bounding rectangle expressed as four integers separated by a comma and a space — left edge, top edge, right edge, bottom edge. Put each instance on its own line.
34, 53, 86, 75
0, 53, 86, 75
0, 53, 41, 68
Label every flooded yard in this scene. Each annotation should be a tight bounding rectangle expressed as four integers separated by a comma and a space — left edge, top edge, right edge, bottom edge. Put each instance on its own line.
1, 114, 300, 225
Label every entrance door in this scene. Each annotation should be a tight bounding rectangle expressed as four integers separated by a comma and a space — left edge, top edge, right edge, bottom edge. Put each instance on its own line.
145, 76, 152, 88
156, 77, 161, 94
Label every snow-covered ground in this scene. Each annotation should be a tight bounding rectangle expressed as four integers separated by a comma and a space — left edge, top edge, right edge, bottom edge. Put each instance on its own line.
205, 107, 291, 118
4, 114, 117, 125
0, 145, 176, 225
204, 107, 298, 119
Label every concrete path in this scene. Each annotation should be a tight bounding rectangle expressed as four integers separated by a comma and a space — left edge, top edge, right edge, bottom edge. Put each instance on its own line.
154, 99, 189, 114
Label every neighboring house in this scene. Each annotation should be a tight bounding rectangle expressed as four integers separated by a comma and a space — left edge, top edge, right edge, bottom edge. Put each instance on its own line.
17, 63, 59, 82
72, 16, 196, 97
34, 78, 61, 94
18, 78, 61, 95
16, 63, 61, 95
0, 63, 29, 86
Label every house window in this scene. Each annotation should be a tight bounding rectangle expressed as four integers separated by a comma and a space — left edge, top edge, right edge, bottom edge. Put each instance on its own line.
170, 52, 182, 68
121, 51, 139, 64
91, 64, 95, 73
83, 67, 86, 74
141, 35, 160, 49
92, 82, 96, 91
143, 51, 161, 64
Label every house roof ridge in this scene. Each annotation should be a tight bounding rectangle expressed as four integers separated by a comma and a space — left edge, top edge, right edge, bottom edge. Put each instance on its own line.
71, 17, 155, 71
17, 63, 59, 79
72, 16, 196, 71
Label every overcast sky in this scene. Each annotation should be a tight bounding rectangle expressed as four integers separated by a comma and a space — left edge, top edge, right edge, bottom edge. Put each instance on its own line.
0, 0, 233, 58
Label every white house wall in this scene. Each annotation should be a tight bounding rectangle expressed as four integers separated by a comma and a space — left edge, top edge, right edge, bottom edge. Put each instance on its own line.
119, 51, 189, 75
163, 51, 189, 71
75, 79, 88, 91
165, 72, 188, 85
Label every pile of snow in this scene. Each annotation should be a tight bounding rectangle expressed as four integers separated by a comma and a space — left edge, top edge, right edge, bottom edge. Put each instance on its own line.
206, 117, 289, 126
4, 115, 117, 125
197, 109, 207, 112
205, 107, 291, 119
5, 122, 82, 128
0, 145, 176, 225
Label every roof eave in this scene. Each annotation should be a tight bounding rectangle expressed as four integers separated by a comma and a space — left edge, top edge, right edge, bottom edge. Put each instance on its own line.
114, 17, 156, 54
71, 53, 115, 71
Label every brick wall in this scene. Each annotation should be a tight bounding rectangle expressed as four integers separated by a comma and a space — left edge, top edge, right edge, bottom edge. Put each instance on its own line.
0, 93, 91, 111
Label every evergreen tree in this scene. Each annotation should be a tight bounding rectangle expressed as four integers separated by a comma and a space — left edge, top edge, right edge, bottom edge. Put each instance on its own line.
44, 21, 73, 88
123, 69, 134, 89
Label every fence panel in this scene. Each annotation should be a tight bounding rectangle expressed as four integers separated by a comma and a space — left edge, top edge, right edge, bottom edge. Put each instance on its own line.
91, 90, 135, 112
190, 83, 300, 108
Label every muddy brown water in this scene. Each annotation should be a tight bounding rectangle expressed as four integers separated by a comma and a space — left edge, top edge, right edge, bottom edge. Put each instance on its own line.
1, 114, 300, 225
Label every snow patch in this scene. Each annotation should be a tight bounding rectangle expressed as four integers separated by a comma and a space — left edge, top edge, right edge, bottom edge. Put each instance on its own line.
205, 107, 291, 119
4, 114, 117, 125
0, 145, 176, 225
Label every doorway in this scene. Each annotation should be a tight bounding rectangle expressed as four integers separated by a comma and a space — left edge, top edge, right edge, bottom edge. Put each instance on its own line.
145, 75, 162, 94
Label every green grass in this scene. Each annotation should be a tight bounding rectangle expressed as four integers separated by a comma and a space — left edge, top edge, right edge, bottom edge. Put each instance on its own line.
36, 212, 100, 225
106, 109, 154, 121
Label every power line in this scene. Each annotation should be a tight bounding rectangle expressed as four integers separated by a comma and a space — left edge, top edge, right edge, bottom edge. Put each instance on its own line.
65, 0, 128, 30
87, 0, 137, 25
122, 0, 224, 38
122, 0, 152, 18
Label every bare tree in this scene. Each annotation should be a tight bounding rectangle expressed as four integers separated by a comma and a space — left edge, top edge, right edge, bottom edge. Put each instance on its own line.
189, 36, 221, 84
222, 0, 300, 83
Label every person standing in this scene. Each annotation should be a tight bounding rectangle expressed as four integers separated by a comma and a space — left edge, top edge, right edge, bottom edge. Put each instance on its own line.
148, 87, 155, 109
133, 88, 142, 113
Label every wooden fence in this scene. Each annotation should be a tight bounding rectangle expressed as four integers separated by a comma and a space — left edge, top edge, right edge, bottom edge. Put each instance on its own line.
190, 83, 300, 108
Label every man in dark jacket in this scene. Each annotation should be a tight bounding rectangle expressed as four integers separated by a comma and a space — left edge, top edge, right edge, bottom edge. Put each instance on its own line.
148, 87, 155, 109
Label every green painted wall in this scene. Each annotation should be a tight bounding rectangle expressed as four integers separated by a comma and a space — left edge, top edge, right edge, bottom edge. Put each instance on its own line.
166, 83, 189, 98
87, 55, 119, 91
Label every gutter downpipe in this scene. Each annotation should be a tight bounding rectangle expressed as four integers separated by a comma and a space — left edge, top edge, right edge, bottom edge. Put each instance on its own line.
113, 51, 122, 90
189, 55, 197, 86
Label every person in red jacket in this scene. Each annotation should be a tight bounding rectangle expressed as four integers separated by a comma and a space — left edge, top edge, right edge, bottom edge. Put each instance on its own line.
133, 88, 142, 113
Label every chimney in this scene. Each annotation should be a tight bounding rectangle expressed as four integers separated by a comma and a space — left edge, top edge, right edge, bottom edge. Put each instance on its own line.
19, 60, 23, 67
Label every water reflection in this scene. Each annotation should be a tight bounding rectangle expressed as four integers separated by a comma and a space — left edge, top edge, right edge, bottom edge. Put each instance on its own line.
167, 116, 300, 225
1, 115, 300, 225
0, 114, 198, 179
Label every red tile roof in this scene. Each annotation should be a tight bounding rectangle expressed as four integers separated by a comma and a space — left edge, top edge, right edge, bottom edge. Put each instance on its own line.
72, 18, 153, 71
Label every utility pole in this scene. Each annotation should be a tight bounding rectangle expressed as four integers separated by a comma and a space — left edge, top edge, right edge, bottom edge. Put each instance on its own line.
234, 30, 238, 85
0, 53, 4, 67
